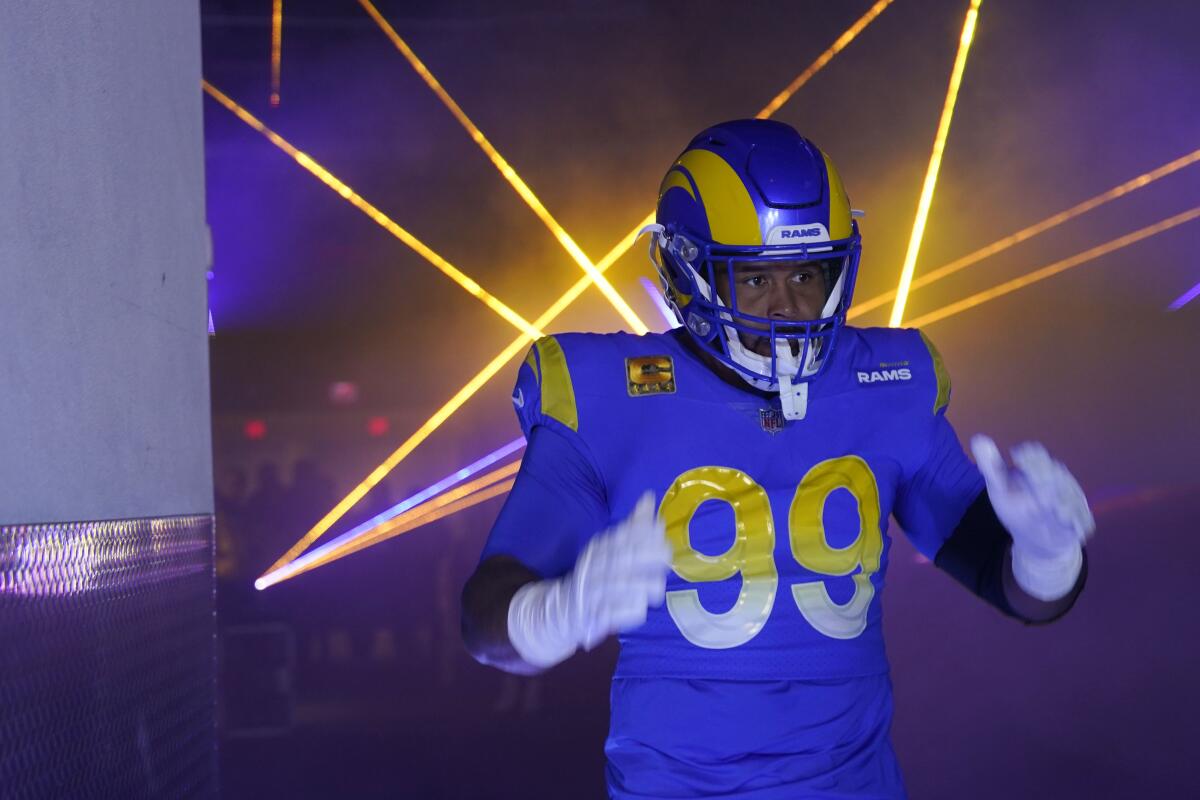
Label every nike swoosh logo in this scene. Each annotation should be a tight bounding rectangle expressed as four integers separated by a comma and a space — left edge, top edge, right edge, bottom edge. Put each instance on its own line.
512, 388, 525, 408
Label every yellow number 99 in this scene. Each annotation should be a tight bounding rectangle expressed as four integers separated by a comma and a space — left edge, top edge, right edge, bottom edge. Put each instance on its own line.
660, 457, 883, 648
661, 467, 778, 650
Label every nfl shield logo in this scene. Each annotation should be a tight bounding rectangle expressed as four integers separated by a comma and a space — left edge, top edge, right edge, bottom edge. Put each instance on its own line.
759, 408, 785, 434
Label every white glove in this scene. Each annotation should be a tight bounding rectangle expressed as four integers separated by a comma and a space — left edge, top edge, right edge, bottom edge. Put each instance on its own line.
970, 435, 1096, 601
507, 492, 672, 669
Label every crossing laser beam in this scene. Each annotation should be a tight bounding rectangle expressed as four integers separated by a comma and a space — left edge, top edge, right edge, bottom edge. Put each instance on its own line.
850, 145, 1200, 320
202, 80, 543, 341
358, 0, 648, 334
904, 206, 1200, 328
889, 0, 983, 328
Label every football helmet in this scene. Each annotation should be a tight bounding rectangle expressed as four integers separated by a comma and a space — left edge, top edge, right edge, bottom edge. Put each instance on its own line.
644, 119, 861, 419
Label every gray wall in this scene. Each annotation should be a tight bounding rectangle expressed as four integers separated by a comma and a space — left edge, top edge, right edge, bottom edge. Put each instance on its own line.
0, 1, 213, 524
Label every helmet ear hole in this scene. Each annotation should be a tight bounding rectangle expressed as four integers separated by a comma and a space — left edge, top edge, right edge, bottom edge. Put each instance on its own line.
676, 237, 699, 264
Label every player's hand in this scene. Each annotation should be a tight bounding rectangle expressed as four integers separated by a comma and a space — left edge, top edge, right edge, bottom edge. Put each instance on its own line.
569, 491, 673, 650
507, 491, 672, 668
970, 435, 1095, 601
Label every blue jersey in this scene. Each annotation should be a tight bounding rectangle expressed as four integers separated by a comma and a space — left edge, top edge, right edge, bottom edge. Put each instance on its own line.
480, 326, 984, 798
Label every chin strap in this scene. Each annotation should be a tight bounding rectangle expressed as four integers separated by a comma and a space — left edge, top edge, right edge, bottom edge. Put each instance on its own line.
723, 265, 848, 420
778, 371, 809, 420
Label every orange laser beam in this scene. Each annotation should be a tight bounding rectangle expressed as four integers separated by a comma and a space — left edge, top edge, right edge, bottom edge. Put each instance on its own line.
756, 0, 896, 119
270, 0, 283, 106
296, 460, 520, 573
904, 206, 1200, 328
338, 477, 515, 562
201, 80, 543, 342
889, 0, 983, 327
850, 145, 1200, 320
358, 0, 648, 334
264, 475, 518, 587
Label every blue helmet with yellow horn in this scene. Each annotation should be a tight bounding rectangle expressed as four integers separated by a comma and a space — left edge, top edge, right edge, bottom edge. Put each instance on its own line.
646, 119, 862, 400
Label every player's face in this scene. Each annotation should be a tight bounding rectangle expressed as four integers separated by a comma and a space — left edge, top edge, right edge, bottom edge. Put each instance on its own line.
714, 260, 828, 357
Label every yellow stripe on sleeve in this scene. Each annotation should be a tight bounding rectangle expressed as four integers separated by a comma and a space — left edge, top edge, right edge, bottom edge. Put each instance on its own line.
918, 330, 952, 414
534, 336, 579, 431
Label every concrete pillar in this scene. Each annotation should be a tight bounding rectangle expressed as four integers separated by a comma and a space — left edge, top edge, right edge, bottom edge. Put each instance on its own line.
0, 2, 216, 795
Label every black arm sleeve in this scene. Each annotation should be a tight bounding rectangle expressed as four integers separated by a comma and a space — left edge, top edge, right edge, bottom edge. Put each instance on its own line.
934, 490, 1088, 625
460, 555, 543, 674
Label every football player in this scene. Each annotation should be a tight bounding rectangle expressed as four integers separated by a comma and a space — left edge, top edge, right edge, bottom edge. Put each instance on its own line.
462, 119, 1094, 799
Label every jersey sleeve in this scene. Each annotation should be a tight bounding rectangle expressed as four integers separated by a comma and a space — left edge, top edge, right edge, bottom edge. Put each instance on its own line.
510, 335, 580, 440
478, 337, 610, 578
892, 331, 985, 559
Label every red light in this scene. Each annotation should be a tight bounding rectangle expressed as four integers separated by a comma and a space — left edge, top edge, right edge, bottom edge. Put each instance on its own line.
244, 419, 267, 440
366, 416, 390, 437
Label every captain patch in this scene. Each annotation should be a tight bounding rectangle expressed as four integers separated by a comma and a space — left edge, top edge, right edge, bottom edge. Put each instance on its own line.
627, 356, 676, 396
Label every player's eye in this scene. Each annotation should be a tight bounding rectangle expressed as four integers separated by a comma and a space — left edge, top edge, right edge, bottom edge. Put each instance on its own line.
789, 270, 815, 284
741, 274, 768, 288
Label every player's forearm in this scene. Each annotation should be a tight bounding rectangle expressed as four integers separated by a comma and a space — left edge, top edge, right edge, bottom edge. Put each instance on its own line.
1000, 541, 1087, 623
968, 437, 1093, 620
934, 491, 1086, 624
460, 555, 546, 675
